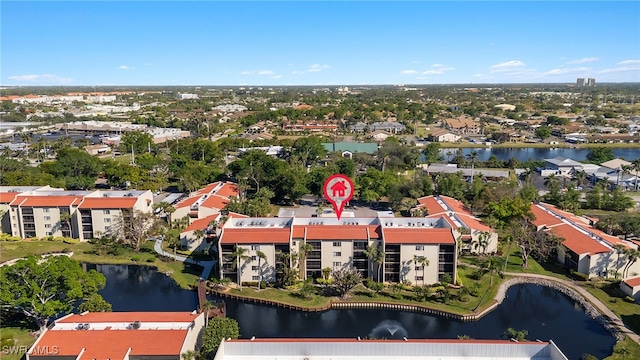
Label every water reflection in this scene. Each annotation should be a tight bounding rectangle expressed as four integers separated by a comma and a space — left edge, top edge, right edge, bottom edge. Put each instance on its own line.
95, 265, 615, 360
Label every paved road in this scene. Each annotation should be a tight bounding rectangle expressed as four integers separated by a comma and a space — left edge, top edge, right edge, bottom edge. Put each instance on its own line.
153, 239, 215, 280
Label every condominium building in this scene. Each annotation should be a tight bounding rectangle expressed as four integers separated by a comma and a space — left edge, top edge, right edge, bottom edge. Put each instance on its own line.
217, 215, 457, 285
27, 312, 205, 360
576, 78, 586, 87
172, 182, 240, 223
0, 186, 153, 240
213, 338, 568, 360
415, 195, 498, 254
530, 202, 640, 279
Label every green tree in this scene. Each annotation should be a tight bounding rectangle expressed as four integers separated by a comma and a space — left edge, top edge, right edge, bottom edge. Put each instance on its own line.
256, 250, 267, 289
78, 293, 112, 312
413, 255, 429, 286
363, 244, 385, 281
291, 136, 327, 166
201, 316, 240, 357
120, 130, 156, 156
586, 147, 615, 164
41, 147, 101, 189
509, 218, 562, 268
482, 256, 503, 286
0, 256, 107, 333
534, 125, 552, 141
111, 210, 158, 251
331, 267, 363, 299
231, 245, 250, 290
422, 142, 443, 165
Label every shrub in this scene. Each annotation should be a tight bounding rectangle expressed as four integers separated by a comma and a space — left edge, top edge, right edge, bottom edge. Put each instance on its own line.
146, 257, 156, 263
570, 270, 590, 282
52, 236, 66, 242
63, 238, 79, 244
623, 296, 636, 303
61, 247, 72, 253
0, 233, 21, 242
131, 256, 140, 262
260, 280, 268, 289
441, 274, 453, 285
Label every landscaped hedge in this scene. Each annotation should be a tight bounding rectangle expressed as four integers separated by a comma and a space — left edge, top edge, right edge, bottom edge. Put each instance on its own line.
0, 233, 22, 241
570, 270, 590, 282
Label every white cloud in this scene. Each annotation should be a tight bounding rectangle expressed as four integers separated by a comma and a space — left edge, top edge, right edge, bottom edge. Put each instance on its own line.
118, 65, 134, 70
544, 67, 591, 76
400, 70, 418, 75
566, 57, 599, 65
599, 66, 640, 74
292, 64, 330, 75
618, 59, 640, 65
7, 74, 74, 84
490, 60, 525, 73
257, 70, 274, 75
420, 65, 455, 76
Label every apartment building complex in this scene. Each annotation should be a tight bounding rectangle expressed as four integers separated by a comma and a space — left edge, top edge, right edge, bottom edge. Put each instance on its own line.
27, 312, 204, 360
217, 215, 457, 285
172, 182, 240, 223
415, 195, 498, 254
0, 186, 153, 240
530, 202, 640, 279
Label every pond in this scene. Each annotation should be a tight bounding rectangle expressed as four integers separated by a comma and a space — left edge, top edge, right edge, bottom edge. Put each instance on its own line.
93, 264, 616, 359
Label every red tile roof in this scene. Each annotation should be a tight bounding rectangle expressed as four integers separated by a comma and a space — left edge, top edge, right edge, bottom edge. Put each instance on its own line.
0, 193, 18, 203
624, 276, 640, 288
305, 226, 369, 240
220, 228, 291, 244
368, 225, 382, 239
31, 329, 188, 358
174, 196, 200, 209
384, 228, 454, 244
184, 214, 219, 232
200, 195, 230, 210
78, 197, 137, 209
292, 226, 306, 239
548, 224, 611, 255
457, 214, 492, 232
416, 196, 446, 214
196, 182, 220, 195
530, 205, 564, 228
439, 196, 470, 214
56, 312, 199, 323
12, 195, 82, 207
215, 182, 240, 198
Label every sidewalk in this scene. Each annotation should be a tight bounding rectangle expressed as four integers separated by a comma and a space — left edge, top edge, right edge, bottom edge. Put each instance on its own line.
154, 239, 215, 280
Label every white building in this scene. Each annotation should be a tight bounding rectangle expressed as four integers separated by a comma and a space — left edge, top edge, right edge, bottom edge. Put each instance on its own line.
621, 277, 640, 301
541, 157, 584, 177
213, 338, 567, 360
172, 182, 241, 224
428, 130, 462, 143
177, 93, 199, 100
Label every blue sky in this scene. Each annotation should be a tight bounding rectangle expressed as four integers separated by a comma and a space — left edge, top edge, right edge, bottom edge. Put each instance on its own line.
2, 1, 639, 86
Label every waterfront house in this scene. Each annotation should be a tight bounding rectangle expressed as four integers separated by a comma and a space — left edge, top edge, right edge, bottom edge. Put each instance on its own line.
27, 312, 205, 360
541, 156, 583, 177
428, 129, 461, 143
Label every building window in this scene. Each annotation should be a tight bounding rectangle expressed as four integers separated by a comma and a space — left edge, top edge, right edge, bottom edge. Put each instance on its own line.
43, 208, 50, 213
104, 226, 111, 231
44, 216, 51, 221
104, 218, 111, 223
333, 242, 341, 247
292, 241, 297, 246
333, 262, 342, 267
252, 276, 259, 281
416, 245, 424, 251
103, 210, 110, 215
251, 256, 257, 261
415, 276, 424, 281
252, 266, 259, 271
415, 266, 423, 271
46, 232, 52, 236
44, 224, 52, 228
333, 251, 341, 256
251, 245, 260, 251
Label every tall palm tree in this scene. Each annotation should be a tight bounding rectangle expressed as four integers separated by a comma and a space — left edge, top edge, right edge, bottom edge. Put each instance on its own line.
298, 243, 314, 280
364, 244, 385, 282
59, 211, 72, 237
256, 250, 267, 289
613, 244, 627, 279
632, 159, 640, 191
466, 151, 479, 182
622, 248, 639, 279
483, 256, 502, 287
231, 245, 249, 290
193, 229, 205, 250
474, 231, 491, 255
573, 170, 588, 190
413, 255, 429, 286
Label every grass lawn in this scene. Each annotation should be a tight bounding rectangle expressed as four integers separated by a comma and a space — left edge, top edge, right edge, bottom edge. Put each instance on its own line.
605, 337, 640, 359
0, 327, 37, 360
0, 240, 201, 289
583, 282, 640, 336
225, 287, 332, 309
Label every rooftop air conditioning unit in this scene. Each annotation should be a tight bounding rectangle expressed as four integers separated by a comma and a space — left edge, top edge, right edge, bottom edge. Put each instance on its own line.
131, 321, 141, 330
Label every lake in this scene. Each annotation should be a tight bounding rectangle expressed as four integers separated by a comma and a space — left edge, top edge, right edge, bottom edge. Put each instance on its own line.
439, 147, 640, 162
94, 264, 616, 359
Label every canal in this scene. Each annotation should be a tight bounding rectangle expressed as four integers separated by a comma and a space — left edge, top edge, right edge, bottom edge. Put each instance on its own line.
92, 264, 616, 359
439, 147, 640, 162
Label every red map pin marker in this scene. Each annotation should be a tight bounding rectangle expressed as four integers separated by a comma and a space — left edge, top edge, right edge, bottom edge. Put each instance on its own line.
322, 174, 355, 220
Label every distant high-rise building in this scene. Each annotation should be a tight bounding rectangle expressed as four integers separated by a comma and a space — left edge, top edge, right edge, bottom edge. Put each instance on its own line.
587, 78, 596, 87
576, 78, 585, 87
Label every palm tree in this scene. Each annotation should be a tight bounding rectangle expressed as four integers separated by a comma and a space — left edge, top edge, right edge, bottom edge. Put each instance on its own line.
364, 244, 385, 282
193, 229, 205, 251
620, 165, 633, 190
622, 248, 639, 279
413, 255, 429, 286
473, 231, 491, 255
298, 243, 314, 280
200, 300, 215, 328
573, 170, 589, 190
613, 244, 627, 279
632, 159, 640, 191
466, 151, 479, 182
231, 245, 250, 290
256, 250, 267, 289
59, 211, 72, 237
483, 256, 502, 287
